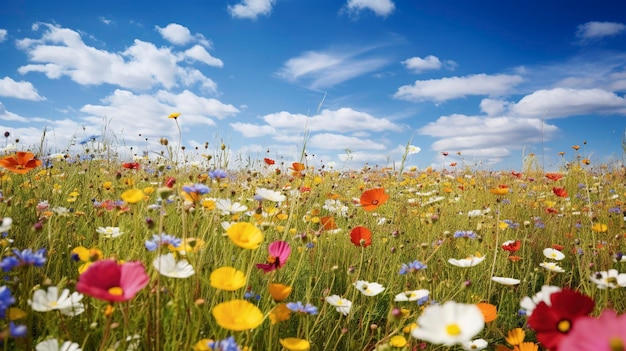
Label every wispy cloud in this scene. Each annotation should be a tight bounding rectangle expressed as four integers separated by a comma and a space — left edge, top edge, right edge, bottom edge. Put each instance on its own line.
0, 29, 7, 42
228, 0, 276, 20
344, 0, 395, 17
277, 47, 390, 89
394, 74, 523, 102
576, 21, 626, 42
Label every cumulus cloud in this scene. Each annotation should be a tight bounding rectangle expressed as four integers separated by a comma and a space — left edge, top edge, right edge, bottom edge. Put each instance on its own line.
401, 55, 456, 73
16, 23, 220, 92
228, 0, 276, 20
308, 133, 386, 150
155, 23, 212, 47
262, 108, 403, 133
510, 88, 626, 118
0, 77, 45, 101
277, 47, 390, 89
576, 21, 626, 41
184, 45, 224, 67
345, 0, 395, 17
393, 73, 523, 102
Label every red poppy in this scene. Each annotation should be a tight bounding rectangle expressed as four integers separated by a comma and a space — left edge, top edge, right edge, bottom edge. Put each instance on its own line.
264, 158, 275, 165
350, 226, 372, 247
256, 241, 291, 273
122, 162, 140, 170
527, 289, 595, 351
449, 162, 457, 167
502, 240, 521, 252
511, 171, 522, 178
0, 151, 42, 174
546, 173, 563, 181
165, 177, 176, 188
552, 244, 564, 251
76, 260, 150, 302
359, 188, 389, 211
553, 187, 568, 198
546, 207, 559, 214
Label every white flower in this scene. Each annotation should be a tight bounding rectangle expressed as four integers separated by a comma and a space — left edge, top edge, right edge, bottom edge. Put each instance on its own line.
215, 199, 248, 215
325, 295, 352, 316
519, 285, 561, 316
448, 255, 486, 267
407, 145, 421, 155
491, 277, 521, 286
29, 287, 84, 316
36, 339, 81, 351
353, 280, 385, 296
255, 188, 286, 202
152, 254, 195, 278
96, 226, 123, 238
394, 289, 429, 302
540, 262, 565, 273
323, 199, 348, 216
461, 339, 488, 351
422, 196, 445, 206
542, 248, 565, 260
411, 301, 485, 346
0, 217, 12, 232
589, 269, 626, 289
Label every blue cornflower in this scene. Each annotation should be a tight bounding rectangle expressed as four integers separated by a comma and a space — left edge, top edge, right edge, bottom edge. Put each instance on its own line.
1, 249, 47, 271
145, 233, 182, 251
286, 301, 318, 315
79, 135, 100, 145
609, 206, 621, 214
208, 336, 241, 351
453, 230, 477, 239
182, 184, 211, 195
9, 322, 26, 338
244, 290, 260, 301
0, 286, 15, 318
503, 219, 520, 229
209, 169, 228, 180
399, 260, 427, 275
417, 296, 429, 306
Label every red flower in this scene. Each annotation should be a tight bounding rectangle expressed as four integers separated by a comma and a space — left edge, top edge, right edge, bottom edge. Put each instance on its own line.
546, 173, 563, 181
501, 240, 521, 252
510, 171, 522, 178
76, 260, 150, 302
350, 226, 372, 247
359, 188, 389, 211
255, 241, 291, 273
527, 289, 595, 351
264, 158, 275, 165
165, 177, 176, 188
553, 187, 568, 198
122, 162, 140, 170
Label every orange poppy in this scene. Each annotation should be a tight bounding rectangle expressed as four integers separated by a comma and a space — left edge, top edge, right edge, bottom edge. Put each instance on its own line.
572, 145, 580, 150
476, 302, 497, 323
582, 158, 591, 165
290, 162, 305, 177
545, 173, 563, 181
0, 152, 42, 174
507, 255, 522, 262
359, 188, 389, 211
490, 185, 509, 196
350, 226, 372, 247
320, 216, 337, 231
552, 187, 568, 198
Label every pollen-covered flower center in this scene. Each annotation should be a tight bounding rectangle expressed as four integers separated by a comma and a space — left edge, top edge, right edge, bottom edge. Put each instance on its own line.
609, 337, 624, 351
267, 256, 277, 264
446, 323, 461, 336
371, 199, 379, 205
557, 319, 570, 333
108, 287, 124, 296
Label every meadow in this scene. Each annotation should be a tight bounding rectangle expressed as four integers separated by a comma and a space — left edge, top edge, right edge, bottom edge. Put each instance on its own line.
0, 123, 624, 351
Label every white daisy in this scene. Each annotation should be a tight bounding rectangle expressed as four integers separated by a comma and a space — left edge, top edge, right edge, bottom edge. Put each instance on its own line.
96, 226, 123, 238
411, 301, 485, 346
353, 280, 385, 296
152, 253, 195, 278
448, 255, 486, 267
29, 286, 84, 316
325, 295, 352, 316
542, 248, 565, 260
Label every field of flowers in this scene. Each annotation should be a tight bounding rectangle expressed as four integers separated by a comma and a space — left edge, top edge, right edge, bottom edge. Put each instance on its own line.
0, 124, 624, 350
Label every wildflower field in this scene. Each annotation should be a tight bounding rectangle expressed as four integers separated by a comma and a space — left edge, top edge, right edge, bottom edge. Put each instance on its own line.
0, 128, 625, 351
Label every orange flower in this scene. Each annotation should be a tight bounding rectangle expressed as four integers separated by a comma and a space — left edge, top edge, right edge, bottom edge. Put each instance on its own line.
552, 187, 568, 198
507, 255, 522, 262
490, 185, 509, 195
360, 188, 389, 211
268, 283, 292, 301
0, 152, 42, 174
320, 216, 337, 231
582, 158, 591, 165
572, 145, 580, 150
350, 226, 372, 247
290, 162, 305, 177
476, 302, 497, 323
545, 173, 563, 181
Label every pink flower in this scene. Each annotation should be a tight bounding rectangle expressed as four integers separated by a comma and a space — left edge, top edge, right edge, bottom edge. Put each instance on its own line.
76, 260, 149, 302
559, 309, 626, 351
255, 241, 291, 273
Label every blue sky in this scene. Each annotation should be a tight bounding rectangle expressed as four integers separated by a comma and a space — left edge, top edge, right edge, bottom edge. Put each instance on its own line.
0, 0, 625, 170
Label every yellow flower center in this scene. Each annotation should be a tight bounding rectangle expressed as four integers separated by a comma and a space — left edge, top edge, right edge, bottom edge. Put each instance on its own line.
108, 287, 124, 296
610, 337, 625, 351
557, 319, 570, 333
267, 255, 277, 264
446, 323, 461, 336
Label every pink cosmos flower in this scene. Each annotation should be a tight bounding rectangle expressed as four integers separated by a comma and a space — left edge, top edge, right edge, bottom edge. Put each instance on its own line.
559, 309, 626, 351
76, 260, 150, 302
255, 241, 291, 273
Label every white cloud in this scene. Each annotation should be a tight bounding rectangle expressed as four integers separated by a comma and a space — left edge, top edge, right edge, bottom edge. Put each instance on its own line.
345, 0, 395, 17
184, 45, 224, 67
230, 122, 277, 137
228, 0, 276, 20
576, 21, 626, 40
480, 98, 509, 116
402, 55, 441, 73
511, 88, 626, 119
0, 29, 7, 42
393, 73, 523, 102
308, 133, 386, 150
277, 48, 389, 89
16, 23, 219, 92
99, 17, 112, 25
156, 23, 193, 45
0, 77, 45, 101
261, 108, 403, 133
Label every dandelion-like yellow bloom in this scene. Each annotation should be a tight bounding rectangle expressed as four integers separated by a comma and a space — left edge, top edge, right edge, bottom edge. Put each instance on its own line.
212, 299, 263, 331
279, 338, 311, 351
210, 267, 246, 291
506, 327, 525, 346
226, 222, 264, 249
120, 189, 144, 204
389, 335, 407, 347
268, 283, 292, 301
592, 223, 608, 233
168, 112, 181, 119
